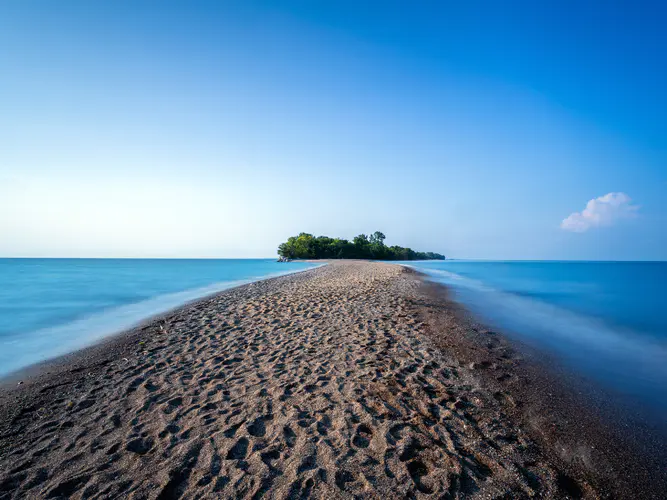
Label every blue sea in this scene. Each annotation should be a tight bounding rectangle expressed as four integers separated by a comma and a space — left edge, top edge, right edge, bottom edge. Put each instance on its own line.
0, 259, 319, 377
407, 261, 667, 414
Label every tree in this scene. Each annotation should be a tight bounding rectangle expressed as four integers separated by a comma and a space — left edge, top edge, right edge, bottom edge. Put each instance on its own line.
369, 231, 385, 245
277, 231, 444, 261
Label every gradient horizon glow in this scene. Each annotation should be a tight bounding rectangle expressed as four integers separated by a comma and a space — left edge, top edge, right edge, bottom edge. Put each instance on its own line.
1, 1, 666, 260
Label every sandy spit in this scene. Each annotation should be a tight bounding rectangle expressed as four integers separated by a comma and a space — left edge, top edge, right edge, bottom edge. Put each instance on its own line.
0, 261, 661, 498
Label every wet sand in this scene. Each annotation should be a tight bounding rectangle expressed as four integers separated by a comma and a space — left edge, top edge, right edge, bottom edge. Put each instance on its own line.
0, 261, 663, 498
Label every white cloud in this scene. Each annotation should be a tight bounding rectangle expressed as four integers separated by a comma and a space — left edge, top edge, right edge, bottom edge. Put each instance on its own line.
561, 192, 638, 233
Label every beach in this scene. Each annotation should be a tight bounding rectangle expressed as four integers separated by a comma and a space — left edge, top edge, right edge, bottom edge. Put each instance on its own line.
0, 261, 664, 499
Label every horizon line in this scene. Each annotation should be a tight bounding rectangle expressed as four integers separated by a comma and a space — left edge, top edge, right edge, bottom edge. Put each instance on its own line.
1, 257, 666, 263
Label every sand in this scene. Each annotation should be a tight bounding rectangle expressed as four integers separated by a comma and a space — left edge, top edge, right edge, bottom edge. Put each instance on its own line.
0, 261, 664, 499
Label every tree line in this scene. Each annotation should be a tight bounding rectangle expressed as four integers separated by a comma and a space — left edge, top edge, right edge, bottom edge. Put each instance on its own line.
277, 231, 445, 261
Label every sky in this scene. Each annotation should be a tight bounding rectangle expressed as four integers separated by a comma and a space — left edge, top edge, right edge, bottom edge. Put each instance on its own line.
1, 1, 666, 259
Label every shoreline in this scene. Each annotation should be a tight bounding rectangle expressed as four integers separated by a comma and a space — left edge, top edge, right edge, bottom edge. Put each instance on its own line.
0, 261, 664, 498
0, 263, 326, 385
414, 276, 667, 498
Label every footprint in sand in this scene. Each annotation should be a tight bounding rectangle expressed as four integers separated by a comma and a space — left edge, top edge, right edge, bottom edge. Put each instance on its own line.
352, 423, 373, 448
225, 438, 248, 460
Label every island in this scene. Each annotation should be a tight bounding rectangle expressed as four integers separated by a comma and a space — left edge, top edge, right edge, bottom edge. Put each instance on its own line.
277, 231, 445, 260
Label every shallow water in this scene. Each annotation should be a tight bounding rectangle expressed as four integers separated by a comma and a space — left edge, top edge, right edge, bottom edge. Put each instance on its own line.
0, 258, 318, 376
405, 260, 667, 413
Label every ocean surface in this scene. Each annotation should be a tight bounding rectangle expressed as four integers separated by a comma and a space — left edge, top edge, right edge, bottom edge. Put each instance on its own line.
0, 259, 319, 377
407, 261, 667, 414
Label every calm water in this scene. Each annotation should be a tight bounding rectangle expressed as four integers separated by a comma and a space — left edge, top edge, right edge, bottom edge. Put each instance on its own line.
0, 259, 319, 377
406, 261, 667, 412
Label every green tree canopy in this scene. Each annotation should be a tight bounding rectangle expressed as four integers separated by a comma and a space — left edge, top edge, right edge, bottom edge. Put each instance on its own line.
277, 232, 445, 261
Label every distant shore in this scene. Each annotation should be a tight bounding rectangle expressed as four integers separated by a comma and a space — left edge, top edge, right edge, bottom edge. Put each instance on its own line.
0, 262, 664, 498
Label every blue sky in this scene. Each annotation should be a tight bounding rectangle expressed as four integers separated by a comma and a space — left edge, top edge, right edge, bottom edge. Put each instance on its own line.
1, 1, 665, 259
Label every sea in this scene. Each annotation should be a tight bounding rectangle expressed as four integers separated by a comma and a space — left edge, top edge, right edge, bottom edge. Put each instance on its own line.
0, 258, 319, 377
406, 260, 667, 416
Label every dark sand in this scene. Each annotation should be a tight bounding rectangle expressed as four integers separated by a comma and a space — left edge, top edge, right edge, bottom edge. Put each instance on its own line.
0, 262, 664, 498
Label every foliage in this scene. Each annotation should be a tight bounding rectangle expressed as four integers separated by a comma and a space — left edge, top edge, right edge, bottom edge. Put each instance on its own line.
277, 232, 445, 261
